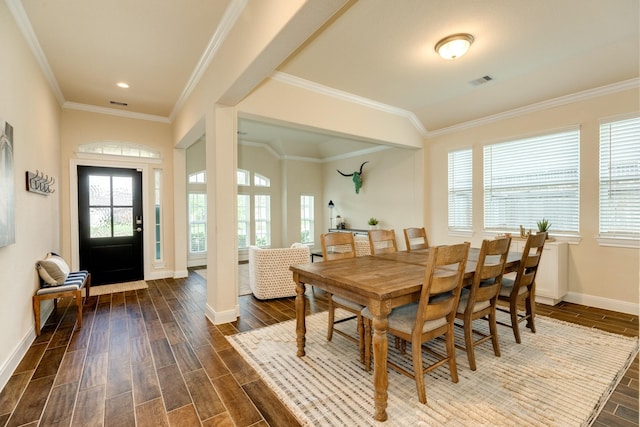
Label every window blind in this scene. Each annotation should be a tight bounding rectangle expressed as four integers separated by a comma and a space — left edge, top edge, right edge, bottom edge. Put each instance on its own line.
483, 128, 580, 234
599, 117, 640, 238
448, 149, 472, 232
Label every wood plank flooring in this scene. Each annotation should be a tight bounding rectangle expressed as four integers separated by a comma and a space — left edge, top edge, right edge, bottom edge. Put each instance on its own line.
0, 271, 637, 426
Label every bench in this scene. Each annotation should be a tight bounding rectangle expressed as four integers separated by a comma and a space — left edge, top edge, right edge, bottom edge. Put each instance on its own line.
33, 254, 91, 336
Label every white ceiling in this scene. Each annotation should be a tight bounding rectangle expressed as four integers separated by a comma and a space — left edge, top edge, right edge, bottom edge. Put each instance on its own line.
10, 0, 640, 160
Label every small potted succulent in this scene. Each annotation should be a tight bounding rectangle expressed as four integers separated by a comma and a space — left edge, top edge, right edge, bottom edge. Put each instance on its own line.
368, 217, 379, 230
537, 218, 551, 238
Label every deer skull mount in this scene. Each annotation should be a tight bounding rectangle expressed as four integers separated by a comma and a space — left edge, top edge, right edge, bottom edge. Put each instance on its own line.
337, 161, 368, 194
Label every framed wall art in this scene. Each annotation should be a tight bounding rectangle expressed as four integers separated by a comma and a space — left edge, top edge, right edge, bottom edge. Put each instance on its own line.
0, 119, 15, 247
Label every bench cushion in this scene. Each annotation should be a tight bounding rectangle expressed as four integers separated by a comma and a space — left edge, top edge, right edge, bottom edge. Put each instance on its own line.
36, 271, 89, 295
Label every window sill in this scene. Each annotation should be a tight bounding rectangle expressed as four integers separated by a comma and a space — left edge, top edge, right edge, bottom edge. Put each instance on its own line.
596, 237, 639, 249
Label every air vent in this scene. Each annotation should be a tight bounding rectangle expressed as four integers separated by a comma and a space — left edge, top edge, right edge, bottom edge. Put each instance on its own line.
469, 75, 494, 86
109, 100, 128, 106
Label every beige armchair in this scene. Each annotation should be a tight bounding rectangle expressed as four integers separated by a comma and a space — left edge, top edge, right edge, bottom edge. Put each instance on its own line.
248, 244, 310, 299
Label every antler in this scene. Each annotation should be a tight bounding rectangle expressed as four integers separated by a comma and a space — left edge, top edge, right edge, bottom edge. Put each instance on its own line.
358, 161, 368, 175
337, 169, 353, 177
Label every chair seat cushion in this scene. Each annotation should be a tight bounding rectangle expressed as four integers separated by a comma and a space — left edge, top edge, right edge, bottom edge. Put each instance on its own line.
363, 303, 447, 334
457, 287, 490, 314
36, 271, 89, 295
499, 278, 528, 297
332, 295, 364, 311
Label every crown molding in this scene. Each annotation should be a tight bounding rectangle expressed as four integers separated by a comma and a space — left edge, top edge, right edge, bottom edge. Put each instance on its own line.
238, 140, 282, 160
64, 102, 170, 123
169, 0, 247, 121
6, 0, 65, 105
271, 72, 428, 137
322, 144, 391, 163
427, 78, 640, 138
239, 139, 391, 163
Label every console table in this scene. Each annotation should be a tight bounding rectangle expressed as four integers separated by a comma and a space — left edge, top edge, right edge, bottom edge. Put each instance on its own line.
328, 227, 369, 236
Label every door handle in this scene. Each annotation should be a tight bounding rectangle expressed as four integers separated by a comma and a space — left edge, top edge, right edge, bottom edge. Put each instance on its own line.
136, 227, 143, 232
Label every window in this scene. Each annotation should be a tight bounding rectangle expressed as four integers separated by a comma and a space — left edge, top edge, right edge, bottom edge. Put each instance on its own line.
448, 149, 472, 232
254, 173, 270, 187
237, 169, 249, 186
154, 169, 162, 260
483, 128, 580, 234
599, 117, 640, 240
188, 171, 205, 184
300, 195, 314, 244
254, 195, 271, 247
78, 141, 160, 159
188, 193, 207, 252
237, 194, 250, 249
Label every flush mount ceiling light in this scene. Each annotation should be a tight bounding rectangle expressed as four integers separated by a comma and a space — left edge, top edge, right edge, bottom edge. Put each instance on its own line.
435, 33, 474, 60
116, 82, 130, 89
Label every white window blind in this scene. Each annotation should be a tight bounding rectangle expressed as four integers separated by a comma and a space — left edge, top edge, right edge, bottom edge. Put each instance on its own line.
599, 117, 640, 238
483, 128, 580, 234
448, 149, 472, 232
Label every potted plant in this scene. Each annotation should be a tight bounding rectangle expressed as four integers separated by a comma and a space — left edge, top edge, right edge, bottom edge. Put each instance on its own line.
368, 217, 379, 230
537, 218, 551, 238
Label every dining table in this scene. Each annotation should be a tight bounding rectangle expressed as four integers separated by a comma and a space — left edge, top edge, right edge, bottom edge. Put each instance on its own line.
290, 247, 522, 422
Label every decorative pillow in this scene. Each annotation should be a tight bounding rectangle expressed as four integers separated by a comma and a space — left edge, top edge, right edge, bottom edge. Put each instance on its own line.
36, 253, 70, 286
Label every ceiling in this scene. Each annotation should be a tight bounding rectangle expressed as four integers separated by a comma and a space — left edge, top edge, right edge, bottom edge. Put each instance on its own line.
11, 0, 639, 160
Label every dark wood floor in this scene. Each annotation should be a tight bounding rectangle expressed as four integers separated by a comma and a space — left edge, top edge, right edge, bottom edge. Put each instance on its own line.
0, 272, 637, 426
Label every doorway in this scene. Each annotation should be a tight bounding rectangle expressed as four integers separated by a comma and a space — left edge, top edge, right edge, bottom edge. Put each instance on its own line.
77, 165, 143, 285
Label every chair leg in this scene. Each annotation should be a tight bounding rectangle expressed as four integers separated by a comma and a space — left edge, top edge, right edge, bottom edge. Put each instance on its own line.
327, 296, 335, 341
463, 317, 476, 371
357, 315, 364, 364
525, 294, 536, 333
364, 319, 372, 371
411, 337, 427, 404
489, 308, 501, 357
446, 326, 459, 384
510, 300, 521, 344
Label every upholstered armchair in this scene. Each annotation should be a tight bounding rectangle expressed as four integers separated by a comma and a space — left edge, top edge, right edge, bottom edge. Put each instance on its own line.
248, 244, 310, 299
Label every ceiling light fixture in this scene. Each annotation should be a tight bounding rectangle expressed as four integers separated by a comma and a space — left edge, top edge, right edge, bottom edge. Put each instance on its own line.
116, 82, 130, 89
435, 33, 474, 60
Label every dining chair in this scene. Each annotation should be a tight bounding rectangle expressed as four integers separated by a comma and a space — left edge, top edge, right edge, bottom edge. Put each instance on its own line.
497, 232, 547, 343
321, 232, 366, 363
368, 229, 398, 254
363, 242, 470, 404
403, 227, 429, 252
454, 237, 511, 370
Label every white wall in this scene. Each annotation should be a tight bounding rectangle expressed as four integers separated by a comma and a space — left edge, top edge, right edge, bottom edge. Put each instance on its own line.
427, 88, 639, 313
0, 1, 62, 390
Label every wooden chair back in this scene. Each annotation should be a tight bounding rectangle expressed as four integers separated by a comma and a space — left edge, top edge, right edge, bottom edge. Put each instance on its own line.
368, 229, 398, 255
403, 227, 429, 252
321, 232, 356, 261
511, 232, 546, 297
465, 237, 512, 309
417, 242, 470, 327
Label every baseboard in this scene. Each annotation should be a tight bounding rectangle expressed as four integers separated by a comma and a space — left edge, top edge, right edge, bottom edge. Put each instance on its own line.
146, 270, 173, 280
563, 292, 639, 315
0, 323, 38, 392
173, 270, 189, 279
205, 303, 238, 325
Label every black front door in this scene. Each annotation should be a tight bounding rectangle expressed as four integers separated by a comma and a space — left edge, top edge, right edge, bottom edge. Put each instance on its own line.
78, 166, 143, 285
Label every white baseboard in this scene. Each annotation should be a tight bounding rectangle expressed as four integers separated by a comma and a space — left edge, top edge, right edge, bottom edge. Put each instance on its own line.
205, 303, 239, 325
563, 292, 639, 315
173, 270, 189, 279
0, 324, 37, 392
146, 270, 173, 280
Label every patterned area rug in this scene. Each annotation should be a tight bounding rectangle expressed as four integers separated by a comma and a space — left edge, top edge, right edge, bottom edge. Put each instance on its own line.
194, 265, 252, 296
228, 311, 638, 427
90, 280, 148, 296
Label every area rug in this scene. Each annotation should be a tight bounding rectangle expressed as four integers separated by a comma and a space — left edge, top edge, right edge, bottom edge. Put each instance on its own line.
227, 311, 638, 427
194, 265, 252, 296
90, 280, 148, 296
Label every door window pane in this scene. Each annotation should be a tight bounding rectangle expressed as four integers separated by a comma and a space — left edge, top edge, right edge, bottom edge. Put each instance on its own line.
89, 175, 111, 205
113, 176, 133, 206
90, 207, 111, 238
113, 207, 133, 237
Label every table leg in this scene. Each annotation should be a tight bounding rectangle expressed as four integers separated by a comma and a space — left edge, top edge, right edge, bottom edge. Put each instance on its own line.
371, 305, 390, 422
294, 274, 307, 357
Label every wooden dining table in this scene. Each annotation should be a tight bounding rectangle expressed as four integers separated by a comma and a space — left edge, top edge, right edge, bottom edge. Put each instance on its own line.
290, 247, 521, 422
